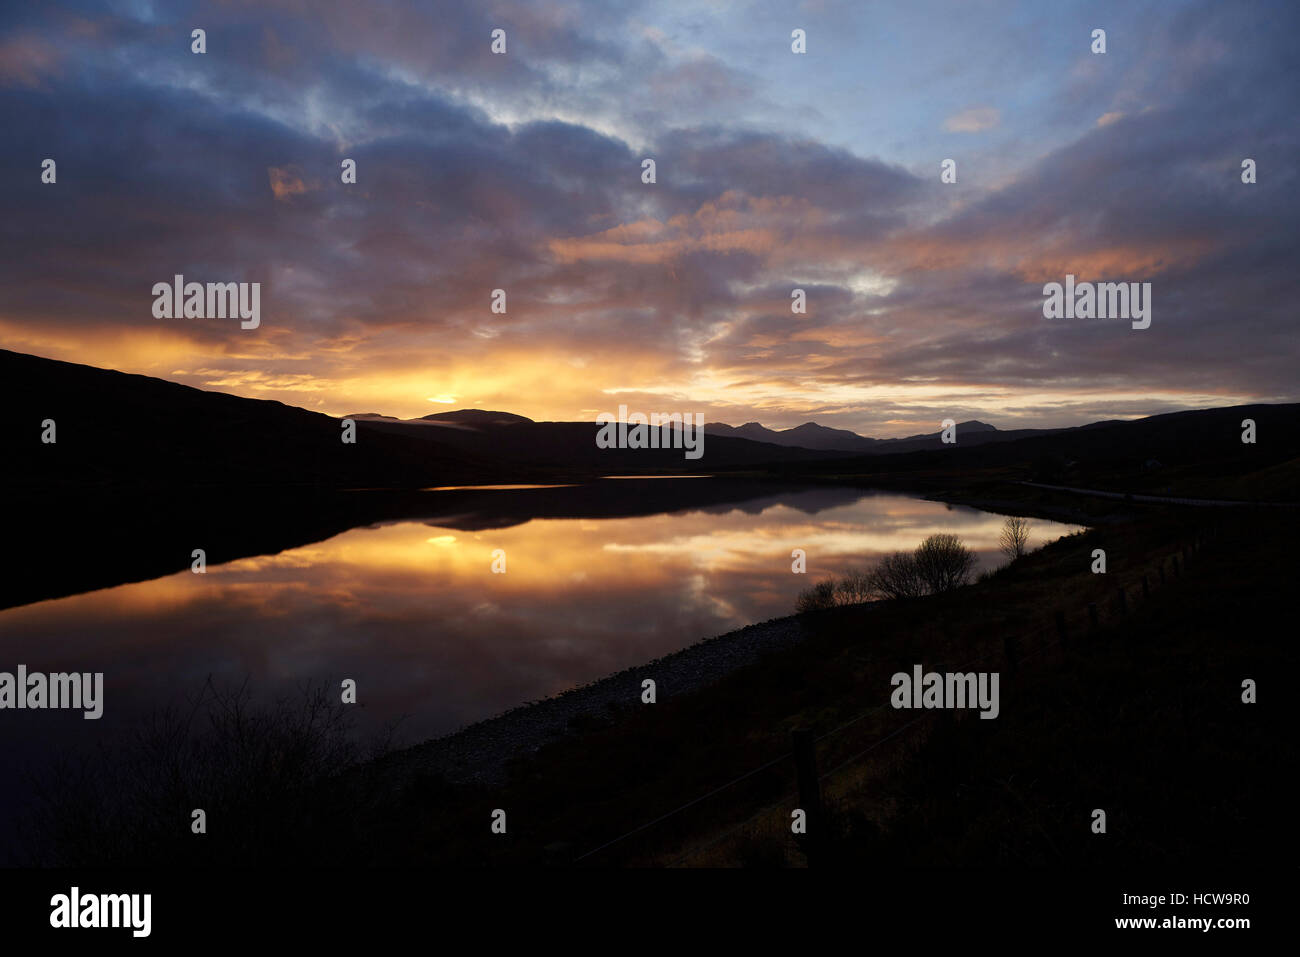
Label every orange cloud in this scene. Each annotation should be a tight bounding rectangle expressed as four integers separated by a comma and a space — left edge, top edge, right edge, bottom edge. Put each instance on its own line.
0, 35, 62, 87
268, 166, 311, 201
944, 106, 1000, 132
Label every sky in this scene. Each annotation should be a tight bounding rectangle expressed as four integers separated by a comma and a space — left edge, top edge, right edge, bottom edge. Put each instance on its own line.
1, 0, 1296, 437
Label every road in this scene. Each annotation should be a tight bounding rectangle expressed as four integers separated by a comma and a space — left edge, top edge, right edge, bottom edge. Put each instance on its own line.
1017, 481, 1298, 508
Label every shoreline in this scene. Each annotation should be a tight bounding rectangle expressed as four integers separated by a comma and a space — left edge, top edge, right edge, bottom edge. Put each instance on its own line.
920, 491, 1113, 526
381, 612, 817, 788
377, 490, 1101, 789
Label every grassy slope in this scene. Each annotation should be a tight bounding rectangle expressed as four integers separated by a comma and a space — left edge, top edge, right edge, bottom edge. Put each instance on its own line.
25, 502, 1291, 868
381, 507, 1292, 868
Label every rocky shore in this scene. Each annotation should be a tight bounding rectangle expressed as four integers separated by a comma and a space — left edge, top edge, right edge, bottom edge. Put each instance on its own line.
377, 495, 1100, 791
383, 613, 815, 788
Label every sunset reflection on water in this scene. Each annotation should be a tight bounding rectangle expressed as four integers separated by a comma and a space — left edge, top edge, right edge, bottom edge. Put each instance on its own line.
0, 489, 1081, 765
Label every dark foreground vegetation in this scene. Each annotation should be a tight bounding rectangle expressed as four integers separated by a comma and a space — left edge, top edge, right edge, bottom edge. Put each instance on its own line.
795, 531, 980, 610
18, 497, 1294, 868
8, 350, 1296, 868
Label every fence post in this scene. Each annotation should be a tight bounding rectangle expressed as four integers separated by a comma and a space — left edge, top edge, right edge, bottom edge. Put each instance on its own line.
791, 729, 823, 866
934, 662, 959, 729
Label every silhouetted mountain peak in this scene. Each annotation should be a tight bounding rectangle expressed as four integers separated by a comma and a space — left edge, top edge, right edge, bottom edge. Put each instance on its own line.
420, 409, 534, 426
703, 420, 874, 451
787, 421, 869, 437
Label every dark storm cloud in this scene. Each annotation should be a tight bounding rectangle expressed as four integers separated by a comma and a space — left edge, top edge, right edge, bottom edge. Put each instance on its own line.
0, 0, 1296, 430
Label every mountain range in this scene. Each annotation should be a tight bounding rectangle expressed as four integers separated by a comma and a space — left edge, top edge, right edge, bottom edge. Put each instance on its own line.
5, 349, 1298, 497
345, 408, 1063, 454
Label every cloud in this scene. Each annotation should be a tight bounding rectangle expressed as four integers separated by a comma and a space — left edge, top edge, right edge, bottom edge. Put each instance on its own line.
267, 165, 311, 200
0, 34, 62, 87
0, 0, 1296, 436
943, 106, 1000, 133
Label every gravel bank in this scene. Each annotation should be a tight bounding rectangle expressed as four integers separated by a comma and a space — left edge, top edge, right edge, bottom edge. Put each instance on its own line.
382, 614, 813, 788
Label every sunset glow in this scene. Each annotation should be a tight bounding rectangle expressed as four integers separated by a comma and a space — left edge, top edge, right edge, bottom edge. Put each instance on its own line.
2, 2, 1295, 433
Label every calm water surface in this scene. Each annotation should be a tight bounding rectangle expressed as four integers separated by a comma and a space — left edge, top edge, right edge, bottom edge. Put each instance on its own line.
0, 483, 1081, 808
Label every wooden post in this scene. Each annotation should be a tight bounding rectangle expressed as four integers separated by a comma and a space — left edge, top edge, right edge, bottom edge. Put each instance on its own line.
1088, 601, 1099, 634
792, 729, 823, 866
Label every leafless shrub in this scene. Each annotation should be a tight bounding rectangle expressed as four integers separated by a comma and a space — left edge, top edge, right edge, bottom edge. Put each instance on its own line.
796, 534, 977, 612
999, 516, 1032, 562
868, 551, 927, 599
834, 569, 875, 604
795, 579, 838, 612
913, 533, 977, 593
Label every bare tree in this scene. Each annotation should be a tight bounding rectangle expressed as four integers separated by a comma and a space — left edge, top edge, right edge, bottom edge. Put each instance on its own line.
998, 516, 1032, 562
799, 533, 977, 613
797, 569, 878, 612
913, 533, 976, 593
795, 579, 837, 612
835, 568, 875, 604
868, 551, 927, 599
